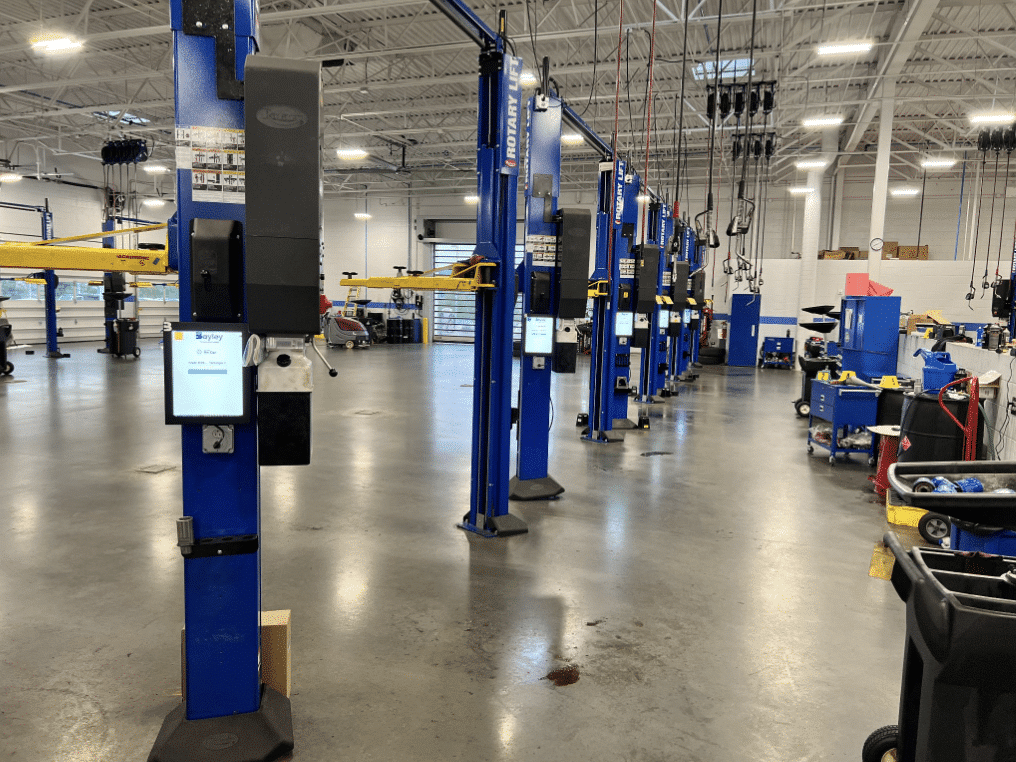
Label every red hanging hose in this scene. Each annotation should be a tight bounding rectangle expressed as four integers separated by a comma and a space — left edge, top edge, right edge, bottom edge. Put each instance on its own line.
937, 377, 980, 461
639, 0, 660, 245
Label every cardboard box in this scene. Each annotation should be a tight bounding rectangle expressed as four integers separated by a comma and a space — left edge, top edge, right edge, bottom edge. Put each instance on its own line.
898, 245, 919, 260
882, 241, 899, 259
905, 310, 949, 334
820, 250, 846, 260
918, 245, 929, 260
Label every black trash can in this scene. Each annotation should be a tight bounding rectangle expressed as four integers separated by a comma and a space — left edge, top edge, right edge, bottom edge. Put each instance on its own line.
0, 322, 12, 375
898, 392, 984, 462
870, 532, 1016, 762
387, 318, 404, 344
113, 318, 139, 358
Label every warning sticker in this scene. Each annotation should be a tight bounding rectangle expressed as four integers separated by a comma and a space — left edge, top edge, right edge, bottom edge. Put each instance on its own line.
901, 436, 911, 451
619, 258, 636, 278
176, 126, 245, 204
662, 272, 672, 287
526, 234, 558, 264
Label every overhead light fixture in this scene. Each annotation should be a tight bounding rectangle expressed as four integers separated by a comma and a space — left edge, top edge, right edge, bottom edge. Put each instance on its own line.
354, 211, 372, 220
359, 85, 369, 95
795, 159, 828, 169
921, 158, 956, 169
337, 148, 369, 160
788, 186, 814, 194
636, 194, 651, 203
802, 115, 844, 128
520, 71, 540, 88
31, 36, 82, 52
891, 187, 920, 197
561, 133, 584, 146
143, 164, 170, 174
816, 40, 873, 56
464, 195, 480, 204
0, 172, 23, 182
142, 198, 167, 207
969, 112, 1015, 125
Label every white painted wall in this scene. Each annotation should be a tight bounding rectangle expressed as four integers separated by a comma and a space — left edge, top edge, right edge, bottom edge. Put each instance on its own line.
0, 179, 176, 345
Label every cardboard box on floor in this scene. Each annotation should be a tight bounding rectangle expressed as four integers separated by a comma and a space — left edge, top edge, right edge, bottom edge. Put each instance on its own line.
181, 609, 292, 700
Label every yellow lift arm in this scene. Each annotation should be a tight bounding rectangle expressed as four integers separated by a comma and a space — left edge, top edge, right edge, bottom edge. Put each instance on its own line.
339, 261, 496, 291
0, 223, 173, 275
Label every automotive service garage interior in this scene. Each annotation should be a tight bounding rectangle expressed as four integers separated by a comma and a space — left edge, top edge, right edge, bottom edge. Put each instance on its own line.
1, 1, 1015, 761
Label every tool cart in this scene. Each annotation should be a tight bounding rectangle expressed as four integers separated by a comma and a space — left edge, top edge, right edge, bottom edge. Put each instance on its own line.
806, 379, 878, 465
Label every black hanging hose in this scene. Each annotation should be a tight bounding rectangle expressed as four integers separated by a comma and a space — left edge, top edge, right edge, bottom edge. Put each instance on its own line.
672, 0, 690, 220
982, 143, 1002, 293
701, 0, 724, 249
967, 135, 989, 307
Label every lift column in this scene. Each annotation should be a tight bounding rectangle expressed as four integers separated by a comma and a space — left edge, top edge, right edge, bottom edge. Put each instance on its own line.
636, 200, 667, 405
583, 162, 641, 442
511, 84, 590, 500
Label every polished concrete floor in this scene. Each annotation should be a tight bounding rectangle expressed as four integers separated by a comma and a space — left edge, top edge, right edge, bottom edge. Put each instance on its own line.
0, 340, 916, 760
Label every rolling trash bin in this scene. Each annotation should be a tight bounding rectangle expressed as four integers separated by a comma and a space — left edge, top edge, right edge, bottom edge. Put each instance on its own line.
866, 530, 1016, 762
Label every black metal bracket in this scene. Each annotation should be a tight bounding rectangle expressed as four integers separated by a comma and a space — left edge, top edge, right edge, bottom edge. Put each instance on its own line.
184, 534, 259, 559
183, 0, 245, 101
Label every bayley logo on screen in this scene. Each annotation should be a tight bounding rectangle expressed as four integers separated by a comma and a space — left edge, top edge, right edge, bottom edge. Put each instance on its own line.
194, 332, 223, 343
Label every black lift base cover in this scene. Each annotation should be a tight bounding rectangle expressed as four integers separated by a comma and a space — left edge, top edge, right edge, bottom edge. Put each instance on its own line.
509, 475, 564, 501
487, 513, 529, 536
148, 685, 293, 762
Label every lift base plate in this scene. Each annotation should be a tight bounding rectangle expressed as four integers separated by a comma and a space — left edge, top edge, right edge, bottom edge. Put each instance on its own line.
509, 475, 564, 501
148, 685, 293, 762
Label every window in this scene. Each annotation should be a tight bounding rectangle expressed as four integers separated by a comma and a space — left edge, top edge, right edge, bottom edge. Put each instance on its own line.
0, 280, 38, 300
692, 58, 754, 81
75, 282, 103, 301
55, 282, 75, 301
432, 243, 523, 343
138, 285, 164, 301
164, 283, 180, 301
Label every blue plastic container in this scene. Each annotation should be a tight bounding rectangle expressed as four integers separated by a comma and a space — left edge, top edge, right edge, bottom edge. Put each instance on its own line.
951, 525, 1016, 554
914, 349, 958, 393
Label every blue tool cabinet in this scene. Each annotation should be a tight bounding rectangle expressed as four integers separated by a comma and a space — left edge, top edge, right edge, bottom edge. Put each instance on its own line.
807, 380, 879, 464
839, 295, 901, 382
759, 336, 794, 369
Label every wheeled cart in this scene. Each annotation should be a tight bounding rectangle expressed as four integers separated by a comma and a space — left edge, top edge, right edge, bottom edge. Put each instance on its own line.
794, 355, 839, 417
865, 530, 1016, 762
758, 336, 794, 369
807, 379, 878, 464
0, 320, 12, 375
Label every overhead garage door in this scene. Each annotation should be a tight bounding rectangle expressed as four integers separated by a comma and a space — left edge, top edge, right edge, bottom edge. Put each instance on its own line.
432, 243, 523, 343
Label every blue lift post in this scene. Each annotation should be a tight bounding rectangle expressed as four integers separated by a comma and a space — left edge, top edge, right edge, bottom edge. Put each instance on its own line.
582, 161, 642, 442
428, 0, 528, 536
510, 78, 592, 501
151, 0, 323, 758
512, 86, 564, 501
667, 223, 702, 385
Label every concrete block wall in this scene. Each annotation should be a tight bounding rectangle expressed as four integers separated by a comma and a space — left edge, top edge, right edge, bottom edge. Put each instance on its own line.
899, 333, 1016, 461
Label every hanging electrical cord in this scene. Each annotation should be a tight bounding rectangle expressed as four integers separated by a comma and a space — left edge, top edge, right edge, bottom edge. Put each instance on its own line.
755, 134, 775, 290
967, 129, 990, 306
996, 127, 1016, 285
639, 1, 660, 246
728, 0, 760, 248
695, 0, 723, 252
671, 0, 691, 221
605, 0, 627, 283
577, 0, 599, 118
916, 167, 928, 251
981, 130, 1003, 294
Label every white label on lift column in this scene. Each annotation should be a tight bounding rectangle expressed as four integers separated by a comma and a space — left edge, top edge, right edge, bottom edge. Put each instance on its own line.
619, 258, 635, 277
526, 234, 557, 263
176, 126, 245, 204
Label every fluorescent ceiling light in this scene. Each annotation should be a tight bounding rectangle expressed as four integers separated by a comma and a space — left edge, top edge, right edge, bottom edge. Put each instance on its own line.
969, 112, 1015, 125
142, 198, 167, 207
464, 195, 480, 204
354, 212, 372, 220
795, 159, 828, 169
31, 36, 81, 52
788, 186, 813, 194
0, 172, 23, 182
561, 133, 584, 146
143, 164, 170, 174
636, 194, 651, 203
816, 40, 873, 56
921, 158, 956, 169
891, 187, 920, 197
802, 115, 844, 127
520, 71, 539, 87
337, 148, 369, 160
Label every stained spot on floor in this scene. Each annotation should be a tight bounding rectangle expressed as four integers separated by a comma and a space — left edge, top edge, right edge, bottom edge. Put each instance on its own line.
545, 665, 580, 686
640, 451, 673, 457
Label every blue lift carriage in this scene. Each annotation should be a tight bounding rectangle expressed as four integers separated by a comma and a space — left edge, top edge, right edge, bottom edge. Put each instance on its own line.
510, 67, 591, 501
636, 198, 671, 406
667, 222, 704, 386
151, 0, 330, 758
